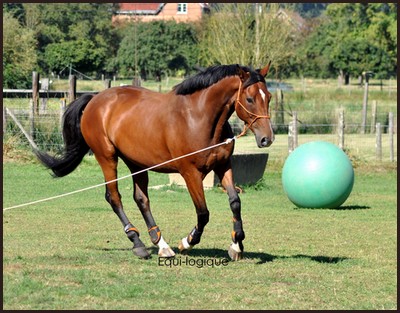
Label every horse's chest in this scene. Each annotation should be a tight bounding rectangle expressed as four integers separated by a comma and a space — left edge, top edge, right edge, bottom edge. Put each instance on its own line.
204, 144, 233, 169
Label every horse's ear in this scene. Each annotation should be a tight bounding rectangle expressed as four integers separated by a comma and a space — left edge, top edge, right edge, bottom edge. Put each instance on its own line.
259, 61, 272, 77
237, 65, 250, 81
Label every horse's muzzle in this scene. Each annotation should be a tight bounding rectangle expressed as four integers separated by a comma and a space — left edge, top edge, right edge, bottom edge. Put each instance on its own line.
257, 136, 273, 148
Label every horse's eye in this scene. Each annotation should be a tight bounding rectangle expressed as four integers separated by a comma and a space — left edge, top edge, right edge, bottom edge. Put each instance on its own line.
246, 97, 254, 104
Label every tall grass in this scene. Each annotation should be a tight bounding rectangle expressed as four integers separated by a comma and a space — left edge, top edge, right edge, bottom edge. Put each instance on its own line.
280, 79, 396, 135
3, 77, 397, 159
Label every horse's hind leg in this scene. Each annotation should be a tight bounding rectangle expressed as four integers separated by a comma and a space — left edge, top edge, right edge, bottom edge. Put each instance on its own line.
130, 170, 175, 258
178, 170, 210, 253
96, 155, 150, 259
215, 164, 245, 261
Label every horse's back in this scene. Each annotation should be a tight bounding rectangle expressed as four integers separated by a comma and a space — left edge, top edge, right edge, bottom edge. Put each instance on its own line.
87, 86, 159, 110
80, 85, 178, 168
82, 85, 167, 125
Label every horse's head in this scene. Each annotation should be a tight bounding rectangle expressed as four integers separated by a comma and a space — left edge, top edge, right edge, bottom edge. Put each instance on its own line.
234, 62, 274, 148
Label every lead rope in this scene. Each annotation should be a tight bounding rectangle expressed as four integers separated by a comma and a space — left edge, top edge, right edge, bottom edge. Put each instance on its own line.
3, 137, 236, 211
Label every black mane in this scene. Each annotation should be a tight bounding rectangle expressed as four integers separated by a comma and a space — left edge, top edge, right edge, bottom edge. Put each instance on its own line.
173, 64, 265, 95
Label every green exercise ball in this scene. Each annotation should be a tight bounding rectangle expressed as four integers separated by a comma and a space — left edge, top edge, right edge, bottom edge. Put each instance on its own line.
282, 141, 354, 208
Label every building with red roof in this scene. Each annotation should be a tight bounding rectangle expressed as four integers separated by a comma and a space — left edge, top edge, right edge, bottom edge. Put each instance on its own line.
113, 3, 210, 24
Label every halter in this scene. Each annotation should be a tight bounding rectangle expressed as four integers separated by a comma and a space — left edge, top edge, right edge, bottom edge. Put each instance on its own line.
234, 79, 271, 138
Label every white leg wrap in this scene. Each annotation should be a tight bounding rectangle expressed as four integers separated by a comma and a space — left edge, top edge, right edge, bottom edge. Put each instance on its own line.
231, 241, 242, 253
157, 236, 169, 250
157, 236, 175, 257
181, 236, 191, 250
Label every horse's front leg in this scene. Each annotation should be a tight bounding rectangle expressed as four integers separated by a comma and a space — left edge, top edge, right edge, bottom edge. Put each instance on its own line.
215, 163, 245, 261
178, 170, 209, 253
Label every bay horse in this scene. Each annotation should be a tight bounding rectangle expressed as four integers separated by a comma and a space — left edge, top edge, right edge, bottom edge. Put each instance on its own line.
35, 63, 274, 260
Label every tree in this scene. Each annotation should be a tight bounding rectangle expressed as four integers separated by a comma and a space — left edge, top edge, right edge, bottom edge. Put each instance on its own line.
3, 11, 37, 88
198, 3, 297, 72
22, 3, 117, 76
298, 3, 397, 79
115, 20, 199, 80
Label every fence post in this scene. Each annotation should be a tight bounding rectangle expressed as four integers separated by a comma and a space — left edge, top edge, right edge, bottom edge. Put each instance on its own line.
361, 80, 369, 134
375, 122, 382, 161
104, 79, 111, 90
132, 76, 141, 87
337, 109, 345, 149
68, 75, 76, 103
337, 73, 343, 87
40, 78, 49, 114
370, 100, 377, 133
288, 122, 294, 153
3, 106, 7, 135
288, 111, 298, 153
29, 99, 35, 141
388, 112, 394, 162
32, 71, 40, 114
60, 98, 66, 129
275, 88, 284, 131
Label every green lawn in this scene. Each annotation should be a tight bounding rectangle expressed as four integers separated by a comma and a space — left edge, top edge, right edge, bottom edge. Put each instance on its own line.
3, 154, 397, 310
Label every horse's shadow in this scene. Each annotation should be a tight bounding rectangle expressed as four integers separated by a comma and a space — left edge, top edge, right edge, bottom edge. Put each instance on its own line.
101, 246, 349, 265
185, 248, 349, 264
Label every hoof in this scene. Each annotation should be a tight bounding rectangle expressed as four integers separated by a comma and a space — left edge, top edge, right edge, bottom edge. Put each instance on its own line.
132, 246, 151, 259
178, 237, 193, 254
158, 246, 175, 258
228, 242, 243, 261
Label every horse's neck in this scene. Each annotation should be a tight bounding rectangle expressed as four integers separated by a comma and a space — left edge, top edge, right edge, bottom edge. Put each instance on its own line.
200, 76, 240, 142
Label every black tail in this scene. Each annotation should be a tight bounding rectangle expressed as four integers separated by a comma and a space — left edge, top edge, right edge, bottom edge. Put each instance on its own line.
35, 94, 94, 177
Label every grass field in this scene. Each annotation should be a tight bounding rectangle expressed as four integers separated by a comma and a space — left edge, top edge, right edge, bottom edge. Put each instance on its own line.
3, 143, 397, 309
3, 76, 397, 309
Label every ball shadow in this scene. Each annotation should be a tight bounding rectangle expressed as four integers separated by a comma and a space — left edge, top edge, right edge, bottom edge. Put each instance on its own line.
293, 205, 371, 211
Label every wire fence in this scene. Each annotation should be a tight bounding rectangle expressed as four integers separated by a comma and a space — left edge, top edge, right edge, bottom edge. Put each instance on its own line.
3, 95, 397, 164
231, 110, 397, 164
